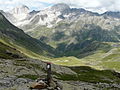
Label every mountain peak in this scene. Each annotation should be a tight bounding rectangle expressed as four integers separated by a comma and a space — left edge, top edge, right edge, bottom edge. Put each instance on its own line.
11, 5, 29, 14
102, 11, 120, 18
51, 3, 70, 11
18, 5, 29, 8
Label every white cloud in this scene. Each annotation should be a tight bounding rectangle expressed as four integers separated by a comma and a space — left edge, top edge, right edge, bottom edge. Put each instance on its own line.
0, 0, 120, 13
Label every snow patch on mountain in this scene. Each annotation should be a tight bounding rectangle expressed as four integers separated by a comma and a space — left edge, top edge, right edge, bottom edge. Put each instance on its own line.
8, 5, 30, 24
3, 3, 77, 28
11, 5, 29, 14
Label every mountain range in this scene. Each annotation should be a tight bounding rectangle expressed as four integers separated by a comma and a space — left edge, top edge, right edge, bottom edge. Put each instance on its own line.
0, 3, 120, 66
2, 4, 120, 55
0, 3, 120, 89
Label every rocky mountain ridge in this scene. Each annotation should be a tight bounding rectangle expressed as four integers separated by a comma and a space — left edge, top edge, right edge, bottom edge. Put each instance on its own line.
10, 5, 29, 14
2, 3, 120, 29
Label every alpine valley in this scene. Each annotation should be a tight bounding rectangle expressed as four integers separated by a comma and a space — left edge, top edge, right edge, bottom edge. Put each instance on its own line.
1, 3, 120, 90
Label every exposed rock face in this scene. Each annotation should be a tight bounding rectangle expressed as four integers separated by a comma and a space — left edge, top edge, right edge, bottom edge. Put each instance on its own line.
0, 58, 75, 89
1, 3, 84, 27
11, 5, 29, 14
102, 11, 120, 18
3, 5, 30, 25
1, 3, 120, 30
51, 3, 70, 12
3, 3, 120, 30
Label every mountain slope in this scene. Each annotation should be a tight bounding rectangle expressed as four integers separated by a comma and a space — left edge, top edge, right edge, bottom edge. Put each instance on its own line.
102, 11, 120, 18
0, 12, 55, 59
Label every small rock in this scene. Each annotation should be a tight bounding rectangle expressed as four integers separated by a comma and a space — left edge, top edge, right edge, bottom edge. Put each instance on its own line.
16, 78, 28, 84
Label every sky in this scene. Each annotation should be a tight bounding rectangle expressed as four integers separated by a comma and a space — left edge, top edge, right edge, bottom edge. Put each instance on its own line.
0, 0, 120, 13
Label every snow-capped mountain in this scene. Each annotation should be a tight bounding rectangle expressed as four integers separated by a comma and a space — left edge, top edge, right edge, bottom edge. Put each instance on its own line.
10, 5, 29, 23
2, 3, 120, 29
17, 3, 73, 28
51, 3, 70, 12
1, 5, 30, 26
1, 3, 120, 36
11, 5, 29, 14
3, 3, 89, 28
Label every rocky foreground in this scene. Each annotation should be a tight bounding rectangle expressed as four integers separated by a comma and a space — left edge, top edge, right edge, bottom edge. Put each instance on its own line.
0, 58, 120, 90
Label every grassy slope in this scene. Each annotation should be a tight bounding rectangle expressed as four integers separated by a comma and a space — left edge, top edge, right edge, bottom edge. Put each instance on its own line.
0, 12, 56, 60
57, 66, 120, 84
0, 34, 53, 62
16, 59, 120, 85
49, 42, 120, 73
0, 41, 24, 59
